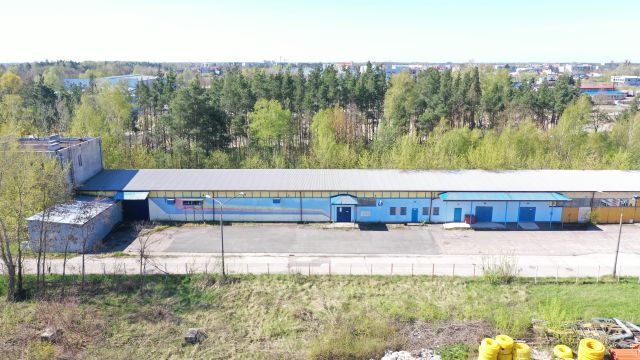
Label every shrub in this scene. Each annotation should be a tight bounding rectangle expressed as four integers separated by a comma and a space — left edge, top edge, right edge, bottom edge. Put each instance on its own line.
482, 253, 520, 285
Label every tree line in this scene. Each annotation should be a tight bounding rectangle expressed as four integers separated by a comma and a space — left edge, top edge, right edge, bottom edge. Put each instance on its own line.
1, 62, 640, 171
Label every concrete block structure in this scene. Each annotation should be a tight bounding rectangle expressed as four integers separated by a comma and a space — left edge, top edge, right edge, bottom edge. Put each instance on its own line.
18, 136, 103, 187
27, 199, 122, 253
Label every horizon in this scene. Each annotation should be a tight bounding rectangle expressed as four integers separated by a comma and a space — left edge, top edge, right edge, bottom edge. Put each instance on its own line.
2, 0, 639, 64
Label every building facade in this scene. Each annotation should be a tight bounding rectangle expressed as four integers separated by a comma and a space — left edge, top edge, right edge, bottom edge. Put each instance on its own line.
77, 169, 640, 226
611, 76, 640, 87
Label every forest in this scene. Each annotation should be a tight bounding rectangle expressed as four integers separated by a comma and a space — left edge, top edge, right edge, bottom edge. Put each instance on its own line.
1, 60, 640, 170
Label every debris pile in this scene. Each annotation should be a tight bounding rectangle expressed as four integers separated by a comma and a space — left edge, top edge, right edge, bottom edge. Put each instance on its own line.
380, 349, 441, 360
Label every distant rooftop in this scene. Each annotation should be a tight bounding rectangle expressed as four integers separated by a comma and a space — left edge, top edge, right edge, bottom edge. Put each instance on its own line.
18, 135, 96, 152
579, 85, 615, 90
63, 74, 157, 90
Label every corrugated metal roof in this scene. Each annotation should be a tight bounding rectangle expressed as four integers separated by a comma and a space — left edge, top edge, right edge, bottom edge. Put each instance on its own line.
440, 192, 571, 201
79, 169, 640, 193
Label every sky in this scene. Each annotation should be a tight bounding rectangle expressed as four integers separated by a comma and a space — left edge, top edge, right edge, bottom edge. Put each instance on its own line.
1, 0, 639, 63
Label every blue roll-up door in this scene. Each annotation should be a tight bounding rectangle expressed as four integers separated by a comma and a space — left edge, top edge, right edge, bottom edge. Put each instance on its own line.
519, 207, 536, 222
475, 206, 493, 222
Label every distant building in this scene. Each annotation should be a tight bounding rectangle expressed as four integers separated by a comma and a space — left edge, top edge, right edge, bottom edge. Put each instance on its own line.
18, 136, 103, 187
63, 74, 157, 92
611, 76, 640, 87
559, 64, 595, 74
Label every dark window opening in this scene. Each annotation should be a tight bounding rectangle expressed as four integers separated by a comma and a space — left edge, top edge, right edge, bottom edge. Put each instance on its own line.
400, 207, 407, 215
432, 207, 440, 216
389, 207, 396, 215
422, 207, 429, 215
183, 200, 203, 206
357, 197, 377, 206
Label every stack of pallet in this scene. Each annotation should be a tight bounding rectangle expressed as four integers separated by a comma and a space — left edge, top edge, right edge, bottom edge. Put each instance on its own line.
610, 346, 640, 360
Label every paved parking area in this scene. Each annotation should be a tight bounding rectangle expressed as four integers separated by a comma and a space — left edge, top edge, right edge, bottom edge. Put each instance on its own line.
117, 223, 640, 256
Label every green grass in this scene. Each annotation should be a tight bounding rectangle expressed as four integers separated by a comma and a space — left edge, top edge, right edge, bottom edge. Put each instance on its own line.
0, 275, 638, 359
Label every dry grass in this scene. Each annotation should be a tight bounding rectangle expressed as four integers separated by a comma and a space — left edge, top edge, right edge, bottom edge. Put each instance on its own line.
0, 275, 639, 359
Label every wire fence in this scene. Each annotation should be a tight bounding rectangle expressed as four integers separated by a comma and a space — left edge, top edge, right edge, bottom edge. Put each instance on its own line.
4, 259, 640, 284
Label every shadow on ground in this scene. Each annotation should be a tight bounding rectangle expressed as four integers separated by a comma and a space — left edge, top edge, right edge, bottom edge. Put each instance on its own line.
358, 223, 389, 231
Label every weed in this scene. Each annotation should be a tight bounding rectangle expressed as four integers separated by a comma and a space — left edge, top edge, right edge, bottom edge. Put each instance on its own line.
438, 343, 471, 360
482, 253, 520, 284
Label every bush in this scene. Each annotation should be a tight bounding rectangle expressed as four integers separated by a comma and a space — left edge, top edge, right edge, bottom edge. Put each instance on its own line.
482, 253, 520, 285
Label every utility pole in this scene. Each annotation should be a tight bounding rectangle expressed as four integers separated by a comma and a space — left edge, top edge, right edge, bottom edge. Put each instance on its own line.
613, 212, 623, 277
206, 192, 245, 278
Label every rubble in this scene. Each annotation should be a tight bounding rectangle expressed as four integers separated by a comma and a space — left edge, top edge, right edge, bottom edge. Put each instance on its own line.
40, 327, 62, 343
184, 328, 206, 344
380, 349, 442, 360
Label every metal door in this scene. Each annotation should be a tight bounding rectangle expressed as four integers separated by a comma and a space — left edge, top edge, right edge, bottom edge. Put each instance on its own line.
336, 206, 352, 222
411, 208, 418, 222
453, 208, 462, 222
475, 206, 493, 222
518, 207, 536, 222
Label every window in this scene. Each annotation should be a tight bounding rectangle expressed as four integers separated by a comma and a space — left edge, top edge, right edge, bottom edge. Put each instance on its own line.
389, 207, 397, 215
422, 207, 429, 215
357, 197, 376, 206
400, 207, 407, 215
273, 198, 281, 204
432, 207, 440, 216
167, 198, 175, 205
183, 200, 203, 206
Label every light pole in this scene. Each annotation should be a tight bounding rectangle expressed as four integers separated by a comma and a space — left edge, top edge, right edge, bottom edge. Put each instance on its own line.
205, 192, 245, 278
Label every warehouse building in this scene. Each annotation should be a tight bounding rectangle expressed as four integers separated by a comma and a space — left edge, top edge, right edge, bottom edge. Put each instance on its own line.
77, 169, 640, 227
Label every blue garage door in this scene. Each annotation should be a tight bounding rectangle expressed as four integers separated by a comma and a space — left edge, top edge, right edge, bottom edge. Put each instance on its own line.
519, 207, 536, 222
336, 206, 352, 222
475, 206, 493, 222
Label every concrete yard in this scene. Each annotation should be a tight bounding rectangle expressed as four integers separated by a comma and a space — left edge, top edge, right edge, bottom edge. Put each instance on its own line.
119, 222, 640, 257
17, 223, 640, 278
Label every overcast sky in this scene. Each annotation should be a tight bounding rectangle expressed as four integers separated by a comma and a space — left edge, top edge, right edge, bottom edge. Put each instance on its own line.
2, 0, 638, 63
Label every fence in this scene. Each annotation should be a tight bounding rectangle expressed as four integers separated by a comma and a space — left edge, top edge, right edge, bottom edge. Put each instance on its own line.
4, 259, 640, 283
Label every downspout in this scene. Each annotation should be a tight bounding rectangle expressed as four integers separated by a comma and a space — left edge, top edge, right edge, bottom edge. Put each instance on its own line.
428, 192, 434, 223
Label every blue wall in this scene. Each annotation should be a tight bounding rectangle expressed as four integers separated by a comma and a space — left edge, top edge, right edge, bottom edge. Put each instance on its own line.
147, 196, 562, 223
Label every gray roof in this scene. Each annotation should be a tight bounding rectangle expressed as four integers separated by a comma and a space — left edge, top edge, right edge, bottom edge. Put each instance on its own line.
79, 169, 640, 193
27, 200, 115, 225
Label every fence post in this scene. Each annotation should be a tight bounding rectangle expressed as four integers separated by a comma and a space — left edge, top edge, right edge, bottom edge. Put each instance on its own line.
432, 264, 435, 280
308, 264, 311, 276
390, 263, 393, 276
103, 263, 106, 275
267, 263, 270, 275
575, 267, 579, 285
349, 264, 352, 276
597, 265, 600, 283
556, 266, 559, 284
412, 264, 414, 277
473, 264, 476, 277
205, 263, 208, 274
535, 266, 538, 284
452, 264, 455, 277
329, 263, 331, 276
370, 264, 373, 276
246, 264, 249, 274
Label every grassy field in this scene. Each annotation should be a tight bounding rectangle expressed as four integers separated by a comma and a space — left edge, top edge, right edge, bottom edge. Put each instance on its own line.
0, 275, 639, 359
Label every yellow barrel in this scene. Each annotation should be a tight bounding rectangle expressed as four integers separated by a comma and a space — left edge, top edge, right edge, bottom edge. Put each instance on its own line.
577, 338, 604, 360
496, 335, 515, 355
498, 353, 512, 360
553, 344, 574, 359
478, 338, 501, 360
513, 343, 531, 360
